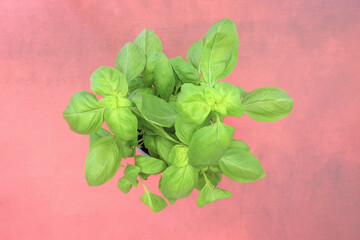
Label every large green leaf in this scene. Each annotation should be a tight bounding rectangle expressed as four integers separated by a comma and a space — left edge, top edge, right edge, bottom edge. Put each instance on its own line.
98, 95, 132, 109
153, 52, 175, 101
63, 91, 105, 135
214, 81, 243, 117
175, 115, 211, 145
89, 128, 112, 147
159, 165, 198, 204
143, 134, 159, 155
85, 136, 121, 186
197, 181, 232, 208
104, 108, 138, 141
115, 42, 146, 82
134, 29, 162, 55
186, 39, 203, 70
218, 148, 265, 183
90, 66, 128, 97
242, 87, 294, 122
169, 57, 199, 84
135, 155, 167, 175
156, 136, 176, 163
176, 84, 211, 124
188, 122, 235, 168
132, 94, 176, 127
200, 18, 239, 86
140, 190, 167, 213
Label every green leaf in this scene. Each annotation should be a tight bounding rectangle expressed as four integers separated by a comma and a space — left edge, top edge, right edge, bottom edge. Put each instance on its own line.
131, 108, 180, 144
218, 148, 265, 183
115, 42, 146, 82
197, 181, 232, 208
204, 86, 228, 116
156, 136, 176, 163
128, 77, 145, 93
242, 87, 294, 122
85, 136, 121, 186
134, 29, 162, 56
98, 95, 132, 109
175, 115, 211, 145
140, 190, 167, 213
153, 52, 175, 101
169, 56, 200, 84
118, 177, 132, 193
104, 108, 138, 141
132, 94, 176, 128
188, 122, 235, 168
159, 165, 198, 203
89, 128, 112, 147
90, 66, 128, 97
117, 139, 135, 158
200, 18, 239, 86
142, 52, 157, 86
196, 167, 222, 190
130, 87, 157, 99
135, 155, 167, 175
124, 164, 140, 186
63, 90, 105, 135
186, 39, 203, 70
214, 81, 243, 117
176, 84, 211, 124
167, 145, 189, 167
143, 134, 159, 155
229, 139, 250, 152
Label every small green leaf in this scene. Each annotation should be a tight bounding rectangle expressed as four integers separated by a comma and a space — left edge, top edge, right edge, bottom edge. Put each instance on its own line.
98, 96, 132, 109
140, 190, 167, 212
115, 42, 146, 82
89, 128, 112, 147
85, 136, 121, 186
135, 155, 167, 175
104, 108, 138, 141
186, 39, 203, 70
229, 139, 250, 152
242, 87, 294, 122
153, 52, 175, 101
214, 81, 243, 117
156, 136, 176, 163
143, 134, 159, 155
159, 165, 198, 203
169, 56, 200, 84
134, 29, 162, 55
63, 91, 105, 135
197, 181, 232, 208
196, 168, 222, 190
132, 94, 176, 128
168, 145, 189, 167
176, 84, 211, 125
188, 122, 235, 168
118, 177, 132, 193
123, 164, 140, 186
117, 139, 135, 158
200, 18, 239, 86
204, 86, 228, 116
90, 67, 128, 97
218, 148, 265, 183
175, 115, 211, 145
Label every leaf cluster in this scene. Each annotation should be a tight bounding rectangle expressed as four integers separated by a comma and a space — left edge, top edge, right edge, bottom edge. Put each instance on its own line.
63, 18, 294, 212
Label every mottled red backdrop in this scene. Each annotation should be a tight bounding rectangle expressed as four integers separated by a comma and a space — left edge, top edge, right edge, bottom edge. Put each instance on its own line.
1, 0, 360, 239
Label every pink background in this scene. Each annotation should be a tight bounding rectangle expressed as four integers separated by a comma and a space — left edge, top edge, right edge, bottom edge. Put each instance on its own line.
1, 0, 360, 239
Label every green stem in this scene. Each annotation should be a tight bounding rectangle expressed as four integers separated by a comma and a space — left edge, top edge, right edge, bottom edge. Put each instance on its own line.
139, 175, 148, 192
202, 172, 209, 183
120, 164, 126, 168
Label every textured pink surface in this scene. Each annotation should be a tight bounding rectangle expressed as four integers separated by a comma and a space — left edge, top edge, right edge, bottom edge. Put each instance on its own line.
1, 0, 360, 239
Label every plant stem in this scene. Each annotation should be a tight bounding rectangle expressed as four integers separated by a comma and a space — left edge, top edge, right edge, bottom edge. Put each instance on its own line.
139, 175, 148, 192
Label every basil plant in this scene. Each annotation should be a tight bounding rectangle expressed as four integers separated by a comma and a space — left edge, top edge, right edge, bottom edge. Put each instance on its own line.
63, 18, 294, 212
